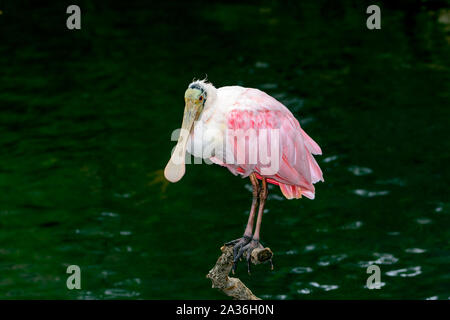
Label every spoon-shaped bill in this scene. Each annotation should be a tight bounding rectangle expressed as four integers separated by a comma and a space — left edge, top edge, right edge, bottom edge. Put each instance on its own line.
164, 141, 187, 183
164, 100, 201, 183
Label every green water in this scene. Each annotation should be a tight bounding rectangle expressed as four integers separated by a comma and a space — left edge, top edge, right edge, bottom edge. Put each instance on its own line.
0, 1, 449, 299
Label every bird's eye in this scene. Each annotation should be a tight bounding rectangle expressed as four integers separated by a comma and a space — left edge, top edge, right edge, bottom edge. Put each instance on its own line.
199, 96, 203, 101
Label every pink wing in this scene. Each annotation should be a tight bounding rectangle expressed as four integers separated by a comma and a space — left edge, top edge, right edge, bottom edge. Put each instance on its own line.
218, 88, 323, 200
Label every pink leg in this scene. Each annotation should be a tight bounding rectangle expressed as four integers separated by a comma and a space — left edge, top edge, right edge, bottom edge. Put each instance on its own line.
241, 178, 273, 274
252, 178, 267, 241
225, 174, 260, 273
225, 173, 259, 244
243, 173, 260, 237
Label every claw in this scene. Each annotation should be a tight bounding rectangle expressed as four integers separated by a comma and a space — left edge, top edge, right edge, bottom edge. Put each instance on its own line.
225, 238, 240, 246
235, 246, 246, 262
233, 244, 240, 260
246, 251, 252, 275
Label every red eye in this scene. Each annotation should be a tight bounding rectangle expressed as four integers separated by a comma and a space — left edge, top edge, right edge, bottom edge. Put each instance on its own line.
199, 96, 203, 101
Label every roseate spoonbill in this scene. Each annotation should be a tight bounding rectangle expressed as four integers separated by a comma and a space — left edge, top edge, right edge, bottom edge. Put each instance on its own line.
164, 80, 324, 273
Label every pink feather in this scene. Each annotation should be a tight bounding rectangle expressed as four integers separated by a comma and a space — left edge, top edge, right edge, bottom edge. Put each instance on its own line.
220, 88, 323, 200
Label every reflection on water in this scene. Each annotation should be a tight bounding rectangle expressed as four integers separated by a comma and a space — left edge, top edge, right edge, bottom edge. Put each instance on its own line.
386, 266, 422, 278
353, 189, 390, 197
291, 267, 313, 274
104, 288, 140, 298
282, 249, 298, 255
295, 282, 339, 294
348, 166, 373, 176
416, 217, 433, 225
268, 194, 284, 201
318, 254, 348, 267
255, 62, 269, 69
322, 155, 338, 163
309, 282, 339, 292
303, 244, 328, 253
0, 0, 449, 300
298, 288, 312, 295
340, 220, 363, 230
359, 253, 399, 268
405, 248, 426, 254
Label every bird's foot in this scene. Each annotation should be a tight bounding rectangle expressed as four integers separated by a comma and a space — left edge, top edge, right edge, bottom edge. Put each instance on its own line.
226, 237, 273, 274
225, 235, 252, 273
242, 238, 264, 275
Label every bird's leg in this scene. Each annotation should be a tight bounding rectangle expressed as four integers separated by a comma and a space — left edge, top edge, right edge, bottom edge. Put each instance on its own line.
252, 177, 267, 242
225, 173, 259, 273
242, 178, 273, 274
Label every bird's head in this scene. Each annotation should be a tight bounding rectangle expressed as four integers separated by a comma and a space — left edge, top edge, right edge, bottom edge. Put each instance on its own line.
164, 80, 215, 183
183, 82, 207, 123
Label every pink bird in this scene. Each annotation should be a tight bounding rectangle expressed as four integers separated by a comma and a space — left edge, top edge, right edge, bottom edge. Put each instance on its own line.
164, 80, 324, 273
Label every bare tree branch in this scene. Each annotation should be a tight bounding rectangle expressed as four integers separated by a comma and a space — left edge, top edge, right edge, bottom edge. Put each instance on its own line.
206, 245, 273, 300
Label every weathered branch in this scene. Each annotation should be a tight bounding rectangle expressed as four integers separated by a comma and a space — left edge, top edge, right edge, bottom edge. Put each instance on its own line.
206, 245, 273, 300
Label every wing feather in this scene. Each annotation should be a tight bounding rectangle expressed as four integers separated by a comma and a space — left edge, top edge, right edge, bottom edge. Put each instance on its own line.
223, 89, 323, 199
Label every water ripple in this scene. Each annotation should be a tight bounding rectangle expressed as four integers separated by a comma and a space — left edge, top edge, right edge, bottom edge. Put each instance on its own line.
114, 278, 141, 286
405, 248, 426, 254
386, 266, 422, 278
359, 253, 398, 267
309, 282, 339, 291
291, 266, 313, 274
104, 289, 140, 298
353, 189, 390, 197
279, 249, 298, 255
416, 217, 432, 225
340, 221, 363, 230
114, 193, 132, 199
255, 61, 269, 69
323, 155, 338, 163
268, 194, 284, 201
297, 288, 312, 295
433, 202, 448, 214
318, 254, 348, 267
295, 281, 339, 293
101, 212, 119, 217
303, 244, 328, 253
348, 166, 373, 176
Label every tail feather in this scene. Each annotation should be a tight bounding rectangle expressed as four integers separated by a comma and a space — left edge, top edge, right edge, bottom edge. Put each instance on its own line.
279, 183, 315, 200
300, 127, 322, 155
306, 151, 324, 184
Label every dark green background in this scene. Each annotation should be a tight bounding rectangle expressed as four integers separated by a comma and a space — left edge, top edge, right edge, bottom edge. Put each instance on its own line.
0, 0, 449, 299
